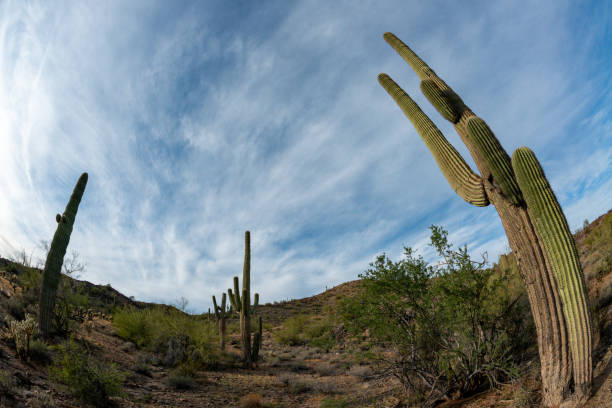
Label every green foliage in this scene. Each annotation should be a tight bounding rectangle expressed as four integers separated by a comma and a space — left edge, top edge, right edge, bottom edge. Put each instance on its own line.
340, 226, 531, 406
7, 296, 25, 320
165, 365, 196, 390
585, 212, 612, 247
319, 396, 353, 408
274, 312, 337, 350
49, 338, 125, 407
29, 339, 52, 364
112, 306, 219, 368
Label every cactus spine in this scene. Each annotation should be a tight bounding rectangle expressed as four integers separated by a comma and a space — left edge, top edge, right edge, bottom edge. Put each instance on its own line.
378, 33, 592, 406
227, 231, 261, 367
39, 172, 88, 337
212, 293, 230, 350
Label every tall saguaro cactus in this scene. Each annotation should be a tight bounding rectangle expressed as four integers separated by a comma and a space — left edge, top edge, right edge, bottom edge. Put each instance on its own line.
228, 231, 261, 367
39, 172, 88, 337
212, 293, 230, 350
378, 33, 591, 406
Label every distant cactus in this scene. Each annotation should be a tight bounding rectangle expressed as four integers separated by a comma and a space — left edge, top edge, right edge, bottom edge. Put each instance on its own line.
39, 173, 88, 337
227, 231, 261, 367
212, 293, 230, 350
378, 33, 591, 406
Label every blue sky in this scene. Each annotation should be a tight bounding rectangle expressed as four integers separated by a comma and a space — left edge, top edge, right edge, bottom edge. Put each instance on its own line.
1, 0, 610, 313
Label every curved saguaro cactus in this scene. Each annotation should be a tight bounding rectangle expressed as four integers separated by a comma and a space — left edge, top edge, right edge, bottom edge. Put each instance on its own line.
378, 33, 591, 406
212, 293, 230, 350
227, 231, 261, 367
512, 147, 592, 396
39, 172, 88, 337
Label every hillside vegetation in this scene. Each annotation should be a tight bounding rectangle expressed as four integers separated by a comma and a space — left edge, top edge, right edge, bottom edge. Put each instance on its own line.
0, 210, 610, 407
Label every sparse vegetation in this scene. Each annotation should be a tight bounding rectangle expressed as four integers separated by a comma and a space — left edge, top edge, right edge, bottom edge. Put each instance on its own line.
274, 310, 338, 350
0, 209, 609, 407
165, 368, 196, 390
112, 306, 219, 369
341, 226, 531, 406
49, 338, 125, 407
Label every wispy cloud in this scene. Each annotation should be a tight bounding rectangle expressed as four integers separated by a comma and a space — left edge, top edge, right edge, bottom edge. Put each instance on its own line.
1, 0, 610, 312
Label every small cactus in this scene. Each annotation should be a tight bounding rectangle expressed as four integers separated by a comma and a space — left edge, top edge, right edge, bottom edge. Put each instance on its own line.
212, 293, 230, 350
39, 173, 88, 337
4, 314, 37, 361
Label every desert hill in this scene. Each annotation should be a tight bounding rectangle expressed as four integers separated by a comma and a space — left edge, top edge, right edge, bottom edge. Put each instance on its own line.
0, 210, 610, 407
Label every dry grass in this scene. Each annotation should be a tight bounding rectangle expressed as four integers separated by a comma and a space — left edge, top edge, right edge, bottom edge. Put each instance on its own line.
239, 393, 264, 408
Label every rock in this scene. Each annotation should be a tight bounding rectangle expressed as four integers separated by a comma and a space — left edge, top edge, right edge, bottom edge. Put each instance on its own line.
0, 276, 15, 297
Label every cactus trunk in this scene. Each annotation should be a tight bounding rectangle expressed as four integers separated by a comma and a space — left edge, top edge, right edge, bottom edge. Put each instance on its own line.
212, 293, 228, 350
228, 230, 261, 368
378, 33, 592, 406
39, 172, 88, 338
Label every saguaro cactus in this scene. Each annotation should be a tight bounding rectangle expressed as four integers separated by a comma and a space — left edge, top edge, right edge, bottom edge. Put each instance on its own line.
378, 33, 591, 406
39, 172, 88, 337
227, 231, 261, 367
212, 293, 230, 350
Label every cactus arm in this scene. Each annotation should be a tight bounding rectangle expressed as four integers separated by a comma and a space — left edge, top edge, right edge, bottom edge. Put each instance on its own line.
420, 79, 465, 124
251, 316, 262, 362
252, 293, 259, 315
221, 293, 227, 317
512, 147, 592, 396
243, 231, 250, 295
227, 288, 237, 311
378, 74, 488, 206
39, 172, 88, 337
233, 276, 242, 312
212, 295, 220, 319
383, 32, 434, 79
384, 33, 523, 207
466, 118, 523, 206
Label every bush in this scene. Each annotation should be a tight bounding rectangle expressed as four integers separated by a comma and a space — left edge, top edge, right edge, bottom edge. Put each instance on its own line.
29, 339, 52, 364
27, 390, 57, 408
320, 396, 352, 408
341, 226, 531, 407
0, 369, 16, 397
49, 339, 125, 407
113, 306, 219, 369
7, 297, 25, 320
165, 365, 196, 390
239, 393, 263, 408
274, 312, 337, 350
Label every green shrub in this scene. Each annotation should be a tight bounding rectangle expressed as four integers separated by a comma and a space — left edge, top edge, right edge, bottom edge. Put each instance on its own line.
320, 396, 352, 408
49, 339, 125, 407
29, 339, 52, 364
112, 306, 219, 368
275, 315, 308, 346
165, 365, 196, 390
275, 312, 337, 350
341, 226, 531, 407
19, 268, 42, 293
7, 296, 25, 320
0, 369, 16, 397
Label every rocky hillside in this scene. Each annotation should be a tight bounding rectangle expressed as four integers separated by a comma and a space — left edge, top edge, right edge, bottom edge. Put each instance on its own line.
0, 210, 610, 407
